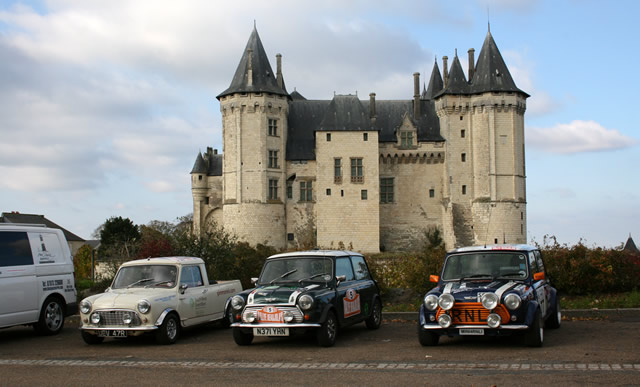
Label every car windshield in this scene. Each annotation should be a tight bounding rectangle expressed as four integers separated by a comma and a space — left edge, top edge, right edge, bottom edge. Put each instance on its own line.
112, 264, 178, 289
259, 257, 333, 285
441, 252, 528, 281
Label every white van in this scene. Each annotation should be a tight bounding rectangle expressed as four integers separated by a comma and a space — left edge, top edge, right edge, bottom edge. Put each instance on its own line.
0, 224, 78, 334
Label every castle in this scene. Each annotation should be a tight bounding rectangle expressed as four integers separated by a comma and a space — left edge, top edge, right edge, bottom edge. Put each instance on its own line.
190, 26, 528, 254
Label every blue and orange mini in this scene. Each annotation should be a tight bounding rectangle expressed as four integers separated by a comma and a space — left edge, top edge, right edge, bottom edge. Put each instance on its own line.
418, 244, 561, 347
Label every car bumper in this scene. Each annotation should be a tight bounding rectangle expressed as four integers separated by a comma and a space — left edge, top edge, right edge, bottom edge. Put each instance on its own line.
421, 324, 529, 330
231, 323, 321, 328
79, 326, 158, 332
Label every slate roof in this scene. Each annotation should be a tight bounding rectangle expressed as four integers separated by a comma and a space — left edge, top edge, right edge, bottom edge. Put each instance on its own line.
624, 235, 639, 254
470, 31, 528, 96
190, 152, 207, 174
217, 26, 288, 99
0, 212, 84, 242
424, 60, 443, 100
190, 149, 222, 176
437, 54, 469, 96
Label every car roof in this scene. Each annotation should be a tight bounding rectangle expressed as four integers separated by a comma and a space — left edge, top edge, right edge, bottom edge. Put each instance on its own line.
267, 250, 362, 260
121, 257, 204, 266
448, 244, 538, 254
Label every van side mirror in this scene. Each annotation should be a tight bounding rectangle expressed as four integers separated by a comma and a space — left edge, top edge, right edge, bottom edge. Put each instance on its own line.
179, 284, 188, 294
251, 277, 258, 285
429, 275, 439, 283
336, 275, 346, 285
533, 272, 545, 281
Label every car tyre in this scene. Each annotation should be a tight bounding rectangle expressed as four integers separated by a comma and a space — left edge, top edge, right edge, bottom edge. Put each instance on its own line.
524, 308, 544, 347
365, 299, 382, 330
34, 297, 65, 336
220, 306, 233, 328
232, 328, 254, 346
81, 331, 104, 345
418, 322, 439, 346
546, 300, 561, 329
317, 310, 338, 347
156, 313, 180, 345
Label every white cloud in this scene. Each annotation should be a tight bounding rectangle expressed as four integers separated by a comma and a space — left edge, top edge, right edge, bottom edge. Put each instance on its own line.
527, 120, 637, 154
145, 180, 177, 193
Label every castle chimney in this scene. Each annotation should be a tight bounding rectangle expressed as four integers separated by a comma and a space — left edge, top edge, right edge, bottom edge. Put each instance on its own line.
276, 53, 283, 89
247, 48, 253, 86
413, 72, 421, 117
442, 56, 449, 88
369, 92, 376, 119
214, 149, 218, 155
468, 48, 475, 81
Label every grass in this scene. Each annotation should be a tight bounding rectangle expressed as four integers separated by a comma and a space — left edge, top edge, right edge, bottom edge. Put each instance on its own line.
381, 289, 640, 312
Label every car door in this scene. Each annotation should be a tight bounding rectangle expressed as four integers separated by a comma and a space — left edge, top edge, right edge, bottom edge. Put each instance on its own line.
350, 255, 377, 319
528, 251, 549, 318
0, 231, 38, 327
335, 256, 363, 325
177, 265, 210, 326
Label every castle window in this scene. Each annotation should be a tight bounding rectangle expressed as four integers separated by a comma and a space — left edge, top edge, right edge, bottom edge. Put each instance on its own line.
351, 158, 364, 183
461, 153, 466, 162
268, 178, 279, 200
204, 197, 209, 205
363, 133, 368, 141
380, 177, 394, 203
198, 175, 202, 181
326, 188, 331, 196
361, 190, 368, 200
287, 233, 294, 241
429, 189, 435, 198
460, 116, 463, 121
327, 133, 331, 141
462, 185, 467, 195
300, 180, 313, 202
461, 129, 466, 138
334, 158, 342, 183
268, 150, 279, 168
400, 131, 414, 147
287, 182, 293, 199
268, 118, 278, 136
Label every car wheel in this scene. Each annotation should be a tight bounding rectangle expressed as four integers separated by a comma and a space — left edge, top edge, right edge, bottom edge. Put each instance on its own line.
34, 297, 65, 335
81, 331, 104, 345
546, 300, 561, 329
524, 308, 544, 347
156, 313, 180, 345
365, 299, 382, 330
220, 306, 233, 329
417, 321, 439, 346
232, 328, 254, 346
317, 310, 338, 347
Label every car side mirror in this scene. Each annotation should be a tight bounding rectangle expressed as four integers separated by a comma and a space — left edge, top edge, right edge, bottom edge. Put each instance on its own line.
179, 284, 188, 294
251, 277, 258, 285
429, 275, 439, 283
533, 272, 545, 281
336, 275, 346, 285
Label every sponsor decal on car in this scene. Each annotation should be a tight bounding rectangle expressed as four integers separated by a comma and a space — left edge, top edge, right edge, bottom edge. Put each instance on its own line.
258, 306, 284, 323
343, 288, 361, 318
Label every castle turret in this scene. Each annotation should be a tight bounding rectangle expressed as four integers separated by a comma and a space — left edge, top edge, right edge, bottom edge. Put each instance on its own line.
216, 26, 290, 248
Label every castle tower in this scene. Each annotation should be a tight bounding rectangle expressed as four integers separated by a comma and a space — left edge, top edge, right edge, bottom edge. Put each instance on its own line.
436, 31, 528, 247
190, 147, 223, 234
216, 26, 290, 248
190, 151, 208, 234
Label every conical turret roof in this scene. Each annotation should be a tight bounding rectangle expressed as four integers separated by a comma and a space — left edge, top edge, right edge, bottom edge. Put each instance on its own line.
190, 152, 207, 174
470, 31, 528, 96
624, 235, 639, 254
438, 54, 469, 96
217, 27, 288, 99
424, 60, 443, 100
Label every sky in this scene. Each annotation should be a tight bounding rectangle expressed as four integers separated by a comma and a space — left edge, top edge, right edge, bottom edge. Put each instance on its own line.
0, 0, 638, 248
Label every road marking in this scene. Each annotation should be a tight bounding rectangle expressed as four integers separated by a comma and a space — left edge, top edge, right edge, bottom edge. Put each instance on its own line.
0, 359, 639, 372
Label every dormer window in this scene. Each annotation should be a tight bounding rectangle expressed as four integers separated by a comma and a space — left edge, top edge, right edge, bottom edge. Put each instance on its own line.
399, 131, 414, 148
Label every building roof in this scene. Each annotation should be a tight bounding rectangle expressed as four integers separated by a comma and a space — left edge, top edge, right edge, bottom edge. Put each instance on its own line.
424, 60, 443, 100
623, 235, 639, 254
0, 212, 84, 242
437, 54, 469, 96
318, 95, 372, 132
217, 26, 288, 99
190, 152, 207, 174
470, 31, 528, 96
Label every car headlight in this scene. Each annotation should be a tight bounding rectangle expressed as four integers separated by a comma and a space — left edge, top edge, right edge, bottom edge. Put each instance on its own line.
244, 311, 257, 323
122, 312, 133, 325
80, 300, 92, 314
283, 311, 294, 323
231, 295, 245, 310
298, 295, 314, 311
137, 299, 151, 314
438, 314, 452, 328
504, 293, 521, 310
90, 312, 101, 324
424, 294, 439, 311
438, 294, 455, 311
481, 293, 499, 310
487, 313, 501, 328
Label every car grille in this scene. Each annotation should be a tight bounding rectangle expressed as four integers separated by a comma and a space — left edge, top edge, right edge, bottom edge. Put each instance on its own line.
94, 309, 142, 327
436, 303, 510, 325
242, 306, 304, 323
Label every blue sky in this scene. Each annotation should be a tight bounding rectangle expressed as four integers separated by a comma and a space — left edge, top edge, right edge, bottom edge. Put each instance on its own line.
0, 0, 637, 248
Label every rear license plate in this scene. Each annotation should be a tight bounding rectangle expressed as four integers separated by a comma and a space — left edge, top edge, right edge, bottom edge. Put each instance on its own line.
253, 327, 289, 336
459, 328, 484, 336
97, 330, 127, 337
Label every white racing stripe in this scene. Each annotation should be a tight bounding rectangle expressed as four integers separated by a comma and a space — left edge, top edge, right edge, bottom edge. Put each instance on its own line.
495, 281, 516, 299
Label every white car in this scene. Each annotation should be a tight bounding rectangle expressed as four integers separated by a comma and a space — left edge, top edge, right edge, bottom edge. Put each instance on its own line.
79, 257, 242, 344
0, 224, 77, 335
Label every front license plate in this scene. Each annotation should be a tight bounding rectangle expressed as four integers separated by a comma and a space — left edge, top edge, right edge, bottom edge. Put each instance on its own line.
97, 330, 127, 337
459, 328, 484, 336
253, 327, 289, 336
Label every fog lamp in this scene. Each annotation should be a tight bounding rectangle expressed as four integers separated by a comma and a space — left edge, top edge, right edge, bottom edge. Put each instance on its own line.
438, 314, 452, 328
283, 311, 294, 323
487, 313, 501, 328
90, 313, 101, 324
244, 311, 256, 323
122, 313, 133, 325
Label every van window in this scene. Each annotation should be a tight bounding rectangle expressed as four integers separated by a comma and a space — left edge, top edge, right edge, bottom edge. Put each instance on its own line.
180, 266, 204, 288
0, 231, 33, 267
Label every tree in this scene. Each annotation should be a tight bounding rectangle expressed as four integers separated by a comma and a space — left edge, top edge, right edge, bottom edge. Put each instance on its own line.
137, 225, 174, 258
74, 244, 94, 279
98, 216, 141, 260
